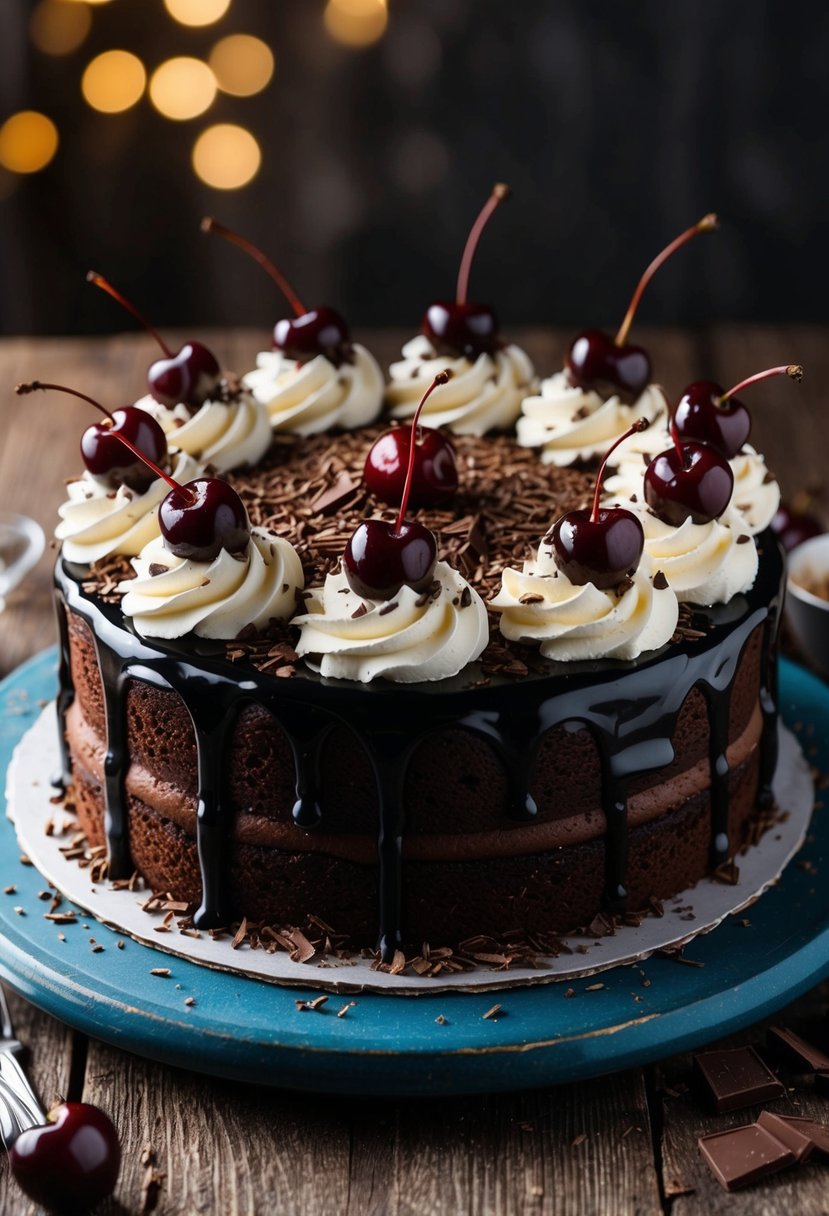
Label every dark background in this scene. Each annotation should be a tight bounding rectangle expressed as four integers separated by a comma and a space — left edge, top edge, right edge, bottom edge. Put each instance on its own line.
0, 0, 826, 338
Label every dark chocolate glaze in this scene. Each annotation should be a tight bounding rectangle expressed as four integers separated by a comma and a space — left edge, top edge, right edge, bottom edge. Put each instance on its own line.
53, 533, 784, 960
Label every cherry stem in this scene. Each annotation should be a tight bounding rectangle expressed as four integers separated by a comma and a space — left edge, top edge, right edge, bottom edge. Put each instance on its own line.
590, 418, 649, 522
394, 371, 452, 534
455, 183, 511, 306
201, 217, 306, 317
668, 413, 687, 466
614, 213, 719, 348
15, 381, 190, 499
719, 363, 803, 404
86, 272, 173, 357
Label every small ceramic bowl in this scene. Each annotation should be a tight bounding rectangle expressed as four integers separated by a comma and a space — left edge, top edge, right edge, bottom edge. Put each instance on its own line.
786, 533, 829, 679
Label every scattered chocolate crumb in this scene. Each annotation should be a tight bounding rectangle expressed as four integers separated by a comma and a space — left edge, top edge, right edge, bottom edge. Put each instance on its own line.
3, 885, 15, 895
653, 571, 669, 591
435, 1014, 447, 1025
13, 907, 25, 916
585, 983, 605, 992
184, 996, 196, 1007
150, 968, 171, 977
482, 1003, 502, 1020
736, 534, 751, 544
148, 563, 167, 578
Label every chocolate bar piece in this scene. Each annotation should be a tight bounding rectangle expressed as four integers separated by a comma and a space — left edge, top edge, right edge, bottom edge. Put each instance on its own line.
756, 1110, 814, 1161
762, 1112, 829, 1158
695, 1046, 784, 1112
698, 1124, 797, 1191
767, 1026, 829, 1073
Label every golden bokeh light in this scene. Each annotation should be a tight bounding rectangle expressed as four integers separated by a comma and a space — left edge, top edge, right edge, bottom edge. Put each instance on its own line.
150, 57, 217, 121
324, 0, 388, 47
164, 0, 231, 27
82, 50, 146, 113
192, 124, 260, 190
30, 0, 91, 56
209, 34, 274, 97
0, 111, 59, 174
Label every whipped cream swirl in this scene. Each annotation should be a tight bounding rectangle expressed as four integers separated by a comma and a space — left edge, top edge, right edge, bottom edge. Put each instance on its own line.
293, 561, 488, 683
633, 507, 758, 605
135, 384, 271, 473
386, 334, 536, 435
243, 345, 384, 434
516, 371, 668, 466
729, 445, 780, 534
118, 528, 304, 640
492, 545, 678, 662
56, 450, 201, 565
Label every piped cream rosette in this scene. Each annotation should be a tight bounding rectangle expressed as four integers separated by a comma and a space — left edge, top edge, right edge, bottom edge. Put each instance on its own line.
118, 527, 304, 640
243, 345, 384, 434
516, 372, 669, 466
56, 449, 202, 565
492, 541, 678, 662
293, 561, 489, 683
628, 506, 759, 606
135, 383, 271, 472
386, 334, 536, 436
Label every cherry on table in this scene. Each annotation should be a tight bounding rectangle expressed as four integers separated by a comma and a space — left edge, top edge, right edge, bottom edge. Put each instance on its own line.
644, 433, 734, 527
201, 217, 353, 367
344, 374, 451, 599
673, 364, 802, 459
87, 272, 220, 410
421, 183, 510, 360
9, 1101, 120, 1214
772, 501, 823, 552
565, 214, 719, 404
15, 382, 168, 493
549, 419, 648, 589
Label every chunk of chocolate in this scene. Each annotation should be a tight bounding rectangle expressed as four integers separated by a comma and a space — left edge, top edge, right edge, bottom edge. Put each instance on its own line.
765, 1113, 829, 1158
767, 1026, 829, 1073
756, 1110, 814, 1162
698, 1124, 796, 1191
694, 1046, 784, 1113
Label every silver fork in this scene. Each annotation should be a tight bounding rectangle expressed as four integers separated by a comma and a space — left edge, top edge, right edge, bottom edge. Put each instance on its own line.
0, 986, 46, 1148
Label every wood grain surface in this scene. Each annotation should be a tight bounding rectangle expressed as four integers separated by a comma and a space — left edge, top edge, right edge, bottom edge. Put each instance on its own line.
0, 329, 827, 1215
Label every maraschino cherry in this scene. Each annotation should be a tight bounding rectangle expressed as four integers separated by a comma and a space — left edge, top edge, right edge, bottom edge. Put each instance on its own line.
9, 1100, 120, 1214
18, 383, 247, 561
566, 214, 719, 404
674, 364, 803, 459
644, 416, 734, 528
343, 375, 451, 599
16, 380, 168, 493
364, 373, 458, 508
201, 217, 352, 367
422, 182, 510, 360
87, 271, 221, 410
550, 420, 649, 589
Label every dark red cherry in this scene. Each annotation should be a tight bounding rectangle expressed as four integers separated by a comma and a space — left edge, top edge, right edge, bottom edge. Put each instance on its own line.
364, 425, 458, 508
549, 419, 649, 588
159, 477, 249, 562
148, 340, 221, 410
674, 365, 802, 460
201, 218, 353, 367
9, 1101, 120, 1214
566, 214, 718, 403
772, 502, 823, 552
566, 329, 651, 405
343, 519, 437, 601
644, 441, 734, 526
672, 379, 750, 458
87, 273, 220, 410
15, 383, 168, 493
419, 183, 510, 359
80, 406, 168, 492
551, 507, 644, 590
273, 306, 351, 366
422, 300, 499, 360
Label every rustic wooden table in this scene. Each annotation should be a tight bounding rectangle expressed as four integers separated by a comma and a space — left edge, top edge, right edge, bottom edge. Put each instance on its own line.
0, 328, 827, 1215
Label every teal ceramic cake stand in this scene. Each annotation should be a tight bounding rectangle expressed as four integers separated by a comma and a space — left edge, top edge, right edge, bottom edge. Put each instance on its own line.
0, 648, 827, 1096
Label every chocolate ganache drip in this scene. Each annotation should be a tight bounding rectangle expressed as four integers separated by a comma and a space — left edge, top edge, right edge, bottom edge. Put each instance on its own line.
54, 533, 783, 960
